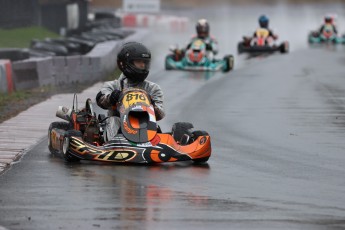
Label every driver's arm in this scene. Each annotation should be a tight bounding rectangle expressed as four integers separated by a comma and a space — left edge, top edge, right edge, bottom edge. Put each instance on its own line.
211, 39, 218, 54
319, 25, 325, 34
269, 30, 278, 39
96, 80, 120, 110
147, 83, 165, 121
333, 25, 338, 34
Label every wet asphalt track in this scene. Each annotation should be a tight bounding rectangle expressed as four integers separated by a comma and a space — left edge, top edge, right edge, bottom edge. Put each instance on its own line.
1, 3, 345, 230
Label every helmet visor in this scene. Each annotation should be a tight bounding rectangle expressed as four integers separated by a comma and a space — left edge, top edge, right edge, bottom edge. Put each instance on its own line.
325, 17, 332, 23
131, 59, 150, 71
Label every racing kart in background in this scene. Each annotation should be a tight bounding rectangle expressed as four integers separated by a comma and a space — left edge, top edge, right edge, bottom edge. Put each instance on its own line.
308, 29, 345, 44
237, 28, 289, 54
165, 39, 234, 73
48, 88, 211, 164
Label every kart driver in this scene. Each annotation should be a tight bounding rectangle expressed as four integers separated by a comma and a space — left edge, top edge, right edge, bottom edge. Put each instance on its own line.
186, 18, 219, 56
253, 15, 278, 40
319, 15, 338, 35
96, 42, 165, 142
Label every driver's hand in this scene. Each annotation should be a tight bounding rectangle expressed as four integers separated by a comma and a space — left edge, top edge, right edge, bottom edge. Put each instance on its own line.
109, 89, 121, 105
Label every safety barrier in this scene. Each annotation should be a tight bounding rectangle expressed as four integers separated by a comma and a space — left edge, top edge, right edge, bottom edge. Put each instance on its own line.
10, 28, 148, 91
121, 13, 189, 32
0, 60, 14, 93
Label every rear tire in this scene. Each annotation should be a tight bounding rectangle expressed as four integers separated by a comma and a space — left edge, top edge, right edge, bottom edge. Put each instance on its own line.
165, 55, 174, 70
192, 130, 209, 139
223, 55, 234, 72
48, 121, 71, 154
280, 41, 289, 53
237, 42, 245, 54
172, 122, 194, 145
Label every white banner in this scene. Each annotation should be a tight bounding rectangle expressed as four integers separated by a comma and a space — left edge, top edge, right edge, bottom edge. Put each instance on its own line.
67, 3, 79, 29
123, 0, 160, 13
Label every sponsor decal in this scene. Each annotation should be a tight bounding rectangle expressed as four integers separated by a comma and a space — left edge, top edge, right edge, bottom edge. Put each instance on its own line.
131, 105, 143, 111
96, 149, 137, 161
136, 142, 153, 147
124, 121, 138, 134
122, 92, 150, 109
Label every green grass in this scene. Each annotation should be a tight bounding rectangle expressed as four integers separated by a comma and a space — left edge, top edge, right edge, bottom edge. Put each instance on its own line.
0, 91, 30, 106
0, 26, 59, 48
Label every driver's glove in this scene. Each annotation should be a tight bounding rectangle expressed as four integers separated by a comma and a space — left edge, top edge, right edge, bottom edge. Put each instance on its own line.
109, 89, 121, 105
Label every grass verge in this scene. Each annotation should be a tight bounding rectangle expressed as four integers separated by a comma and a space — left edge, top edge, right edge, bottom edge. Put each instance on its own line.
0, 26, 59, 48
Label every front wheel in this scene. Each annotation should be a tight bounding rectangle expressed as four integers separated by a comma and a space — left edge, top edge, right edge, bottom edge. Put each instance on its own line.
48, 121, 71, 154
222, 55, 234, 72
62, 130, 82, 162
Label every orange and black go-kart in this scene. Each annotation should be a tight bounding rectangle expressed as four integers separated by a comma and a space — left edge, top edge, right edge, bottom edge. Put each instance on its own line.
48, 88, 211, 164
237, 28, 289, 54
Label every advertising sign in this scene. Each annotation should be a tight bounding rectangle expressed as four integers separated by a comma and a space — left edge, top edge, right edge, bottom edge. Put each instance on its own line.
123, 0, 160, 13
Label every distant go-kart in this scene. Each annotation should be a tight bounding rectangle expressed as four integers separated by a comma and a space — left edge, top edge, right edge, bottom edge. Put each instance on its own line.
308, 28, 345, 44
48, 88, 212, 164
165, 39, 234, 73
238, 28, 289, 54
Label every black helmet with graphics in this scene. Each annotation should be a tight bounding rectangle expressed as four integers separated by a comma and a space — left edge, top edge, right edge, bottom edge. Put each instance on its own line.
196, 18, 210, 38
117, 42, 151, 82
324, 15, 333, 24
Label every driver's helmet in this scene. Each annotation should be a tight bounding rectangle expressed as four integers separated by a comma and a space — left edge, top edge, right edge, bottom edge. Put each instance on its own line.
324, 15, 333, 24
258, 15, 269, 28
117, 42, 151, 82
196, 19, 210, 39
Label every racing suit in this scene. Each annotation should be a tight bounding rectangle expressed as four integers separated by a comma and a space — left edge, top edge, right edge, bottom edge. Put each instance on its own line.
319, 24, 338, 34
186, 35, 219, 59
252, 28, 277, 39
96, 74, 165, 141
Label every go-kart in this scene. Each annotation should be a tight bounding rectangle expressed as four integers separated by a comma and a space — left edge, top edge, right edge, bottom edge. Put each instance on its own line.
238, 28, 289, 54
308, 28, 345, 44
48, 88, 211, 164
165, 39, 234, 73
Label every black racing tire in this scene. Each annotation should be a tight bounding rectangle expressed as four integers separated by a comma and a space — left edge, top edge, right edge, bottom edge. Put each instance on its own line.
48, 121, 71, 154
192, 130, 209, 139
62, 130, 82, 162
223, 55, 234, 73
172, 122, 194, 144
280, 41, 289, 53
31, 40, 68, 56
165, 54, 174, 70
237, 42, 245, 54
